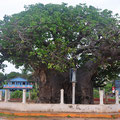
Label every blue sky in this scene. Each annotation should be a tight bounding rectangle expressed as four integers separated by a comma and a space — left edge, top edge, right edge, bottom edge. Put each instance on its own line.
0, 0, 120, 73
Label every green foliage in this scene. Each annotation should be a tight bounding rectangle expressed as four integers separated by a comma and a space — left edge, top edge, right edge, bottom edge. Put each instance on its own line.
6, 72, 21, 80
104, 82, 113, 93
31, 88, 38, 100
94, 82, 113, 98
0, 72, 6, 88
0, 72, 6, 80
93, 62, 120, 87
0, 3, 120, 86
1, 3, 118, 71
93, 89, 99, 98
11, 90, 22, 98
67, 115, 71, 118
4, 71, 33, 81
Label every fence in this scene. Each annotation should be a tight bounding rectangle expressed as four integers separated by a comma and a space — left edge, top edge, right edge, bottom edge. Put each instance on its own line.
0, 89, 120, 112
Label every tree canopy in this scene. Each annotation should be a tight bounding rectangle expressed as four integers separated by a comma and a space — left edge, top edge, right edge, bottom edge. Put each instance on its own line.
0, 3, 120, 86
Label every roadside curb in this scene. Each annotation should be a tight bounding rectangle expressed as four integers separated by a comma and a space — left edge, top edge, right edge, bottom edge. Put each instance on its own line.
0, 111, 120, 118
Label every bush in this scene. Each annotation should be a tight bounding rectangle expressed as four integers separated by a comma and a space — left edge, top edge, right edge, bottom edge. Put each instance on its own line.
93, 89, 99, 98
11, 90, 22, 98
31, 88, 38, 100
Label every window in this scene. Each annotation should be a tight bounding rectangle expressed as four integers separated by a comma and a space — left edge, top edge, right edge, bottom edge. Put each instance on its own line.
12, 82, 15, 85
23, 82, 25, 85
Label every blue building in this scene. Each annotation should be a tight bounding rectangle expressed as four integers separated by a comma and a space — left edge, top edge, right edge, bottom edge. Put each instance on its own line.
115, 80, 120, 95
3, 77, 33, 90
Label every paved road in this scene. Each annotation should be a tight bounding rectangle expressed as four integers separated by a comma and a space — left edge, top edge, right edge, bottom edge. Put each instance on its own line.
0, 117, 7, 120
4, 117, 120, 120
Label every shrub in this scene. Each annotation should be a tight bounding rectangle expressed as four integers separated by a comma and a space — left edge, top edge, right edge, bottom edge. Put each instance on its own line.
11, 90, 22, 98
94, 89, 99, 98
31, 88, 38, 100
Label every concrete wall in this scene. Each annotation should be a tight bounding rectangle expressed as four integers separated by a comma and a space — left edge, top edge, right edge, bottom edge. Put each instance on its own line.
0, 102, 119, 113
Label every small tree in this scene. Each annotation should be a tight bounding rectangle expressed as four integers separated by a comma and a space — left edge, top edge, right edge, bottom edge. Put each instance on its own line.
0, 72, 6, 88
6, 72, 21, 79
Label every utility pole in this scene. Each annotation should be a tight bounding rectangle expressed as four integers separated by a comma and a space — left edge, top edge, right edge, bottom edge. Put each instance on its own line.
70, 68, 77, 104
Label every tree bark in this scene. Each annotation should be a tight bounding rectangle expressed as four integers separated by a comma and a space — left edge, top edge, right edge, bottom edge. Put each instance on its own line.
34, 68, 64, 103
33, 60, 99, 104
76, 61, 99, 104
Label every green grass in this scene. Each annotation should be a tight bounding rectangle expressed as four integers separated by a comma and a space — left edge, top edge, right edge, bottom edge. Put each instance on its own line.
67, 115, 72, 118
0, 113, 47, 118
0, 113, 16, 117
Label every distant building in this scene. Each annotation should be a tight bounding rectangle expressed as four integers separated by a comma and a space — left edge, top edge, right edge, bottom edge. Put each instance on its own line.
115, 80, 120, 95
3, 77, 33, 91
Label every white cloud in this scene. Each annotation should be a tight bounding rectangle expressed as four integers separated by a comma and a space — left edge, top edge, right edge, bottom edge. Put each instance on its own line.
0, 61, 22, 74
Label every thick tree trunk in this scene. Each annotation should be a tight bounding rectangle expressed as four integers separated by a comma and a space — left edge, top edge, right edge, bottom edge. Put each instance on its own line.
76, 70, 94, 104
35, 68, 64, 103
76, 61, 99, 104
33, 60, 99, 104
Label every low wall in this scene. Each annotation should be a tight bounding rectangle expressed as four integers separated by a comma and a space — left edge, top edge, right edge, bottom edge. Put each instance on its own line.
0, 102, 120, 113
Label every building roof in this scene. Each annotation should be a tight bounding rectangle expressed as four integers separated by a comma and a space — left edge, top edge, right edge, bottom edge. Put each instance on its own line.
9, 77, 27, 82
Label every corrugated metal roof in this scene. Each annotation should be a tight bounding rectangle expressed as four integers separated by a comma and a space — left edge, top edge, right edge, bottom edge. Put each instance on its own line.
10, 77, 27, 82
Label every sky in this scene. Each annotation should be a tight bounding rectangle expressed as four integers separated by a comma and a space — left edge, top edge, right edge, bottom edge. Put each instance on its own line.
0, 0, 120, 74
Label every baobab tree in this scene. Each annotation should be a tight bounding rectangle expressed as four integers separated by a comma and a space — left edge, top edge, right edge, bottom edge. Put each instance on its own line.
0, 3, 120, 103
